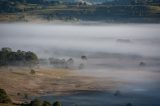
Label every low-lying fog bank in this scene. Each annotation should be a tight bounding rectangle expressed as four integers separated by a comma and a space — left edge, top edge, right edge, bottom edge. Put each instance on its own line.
0, 23, 160, 58
0, 23, 160, 106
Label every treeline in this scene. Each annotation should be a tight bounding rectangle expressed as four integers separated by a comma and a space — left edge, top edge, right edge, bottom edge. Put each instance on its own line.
0, 0, 60, 13
42, 5, 160, 22
0, 47, 38, 66
0, 0, 159, 22
102, 0, 160, 5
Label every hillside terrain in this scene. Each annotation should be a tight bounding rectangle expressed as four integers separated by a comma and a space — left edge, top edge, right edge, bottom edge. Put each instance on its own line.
0, 0, 160, 23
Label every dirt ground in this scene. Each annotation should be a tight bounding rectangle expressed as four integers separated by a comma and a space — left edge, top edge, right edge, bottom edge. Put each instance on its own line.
0, 66, 115, 104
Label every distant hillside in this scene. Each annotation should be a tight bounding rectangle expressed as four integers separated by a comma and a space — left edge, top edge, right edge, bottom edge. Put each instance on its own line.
0, 0, 160, 23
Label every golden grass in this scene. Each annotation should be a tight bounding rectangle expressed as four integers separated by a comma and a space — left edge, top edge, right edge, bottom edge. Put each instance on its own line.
0, 66, 105, 103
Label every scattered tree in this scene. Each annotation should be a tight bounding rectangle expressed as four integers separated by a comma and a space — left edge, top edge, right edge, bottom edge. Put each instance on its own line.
139, 61, 146, 66
42, 101, 51, 106
30, 69, 36, 74
81, 56, 87, 60
30, 99, 43, 106
52, 101, 62, 106
24, 93, 29, 99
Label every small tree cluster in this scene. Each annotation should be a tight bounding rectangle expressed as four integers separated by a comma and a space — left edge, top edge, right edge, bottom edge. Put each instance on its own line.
0, 47, 38, 66
49, 58, 74, 68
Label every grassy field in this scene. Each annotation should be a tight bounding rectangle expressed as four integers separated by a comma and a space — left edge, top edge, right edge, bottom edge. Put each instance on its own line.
0, 66, 110, 103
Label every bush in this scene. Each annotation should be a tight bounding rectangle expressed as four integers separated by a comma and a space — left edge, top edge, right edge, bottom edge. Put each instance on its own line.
139, 61, 146, 66
24, 93, 29, 99
42, 101, 51, 106
30, 69, 36, 74
30, 99, 43, 106
0, 88, 11, 103
52, 101, 62, 106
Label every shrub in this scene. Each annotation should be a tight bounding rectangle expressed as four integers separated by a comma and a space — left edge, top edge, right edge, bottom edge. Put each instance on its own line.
42, 101, 51, 106
139, 61, 146, 66
0, 88, 11, 103
52, 101, 62, 106
30, 69, 36, 74
17, 92, 21, 96
24, 93, 29, 99
30, 99, 43, 106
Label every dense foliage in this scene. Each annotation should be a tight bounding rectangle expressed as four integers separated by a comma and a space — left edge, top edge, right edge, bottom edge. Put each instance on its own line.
0, 47, 38, 66
0, 88, 11, 103
52, 101, 61, 106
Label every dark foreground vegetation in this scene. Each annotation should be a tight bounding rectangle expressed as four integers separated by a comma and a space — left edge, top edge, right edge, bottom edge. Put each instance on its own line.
0, 0, 160, 23
22, 99, 62, 106
0, 47, 38, 66
0, 88, 62, 106
0, 88, 11, 103
0, 87, 133, 106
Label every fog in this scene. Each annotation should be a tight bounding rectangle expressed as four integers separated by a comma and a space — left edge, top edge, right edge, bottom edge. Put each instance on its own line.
1, 23, 160, 106
1, 23, 160, 76
0, 23, 160, 58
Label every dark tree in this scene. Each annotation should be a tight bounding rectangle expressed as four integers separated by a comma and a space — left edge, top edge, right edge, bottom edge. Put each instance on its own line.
52, 101, 62, 106
81, 56, 87, 60
30, 99, 43, 106
42, 101, 51, 106
0, 47, 38, 66
0, 88, 11, 103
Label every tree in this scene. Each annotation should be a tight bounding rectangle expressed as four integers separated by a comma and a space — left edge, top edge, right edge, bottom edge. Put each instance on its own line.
52, 101, 62, 106
81, 56, 87, 60
25, 51, 38, 64
0, 88, 11, 103
66, 58, 74, 68
139, 61, 146, 66
30, 69, 36, 74
30, 99, 43, 106
42, 101, 51, 106
0, 48, 38, 66
1, 47, 12, 52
